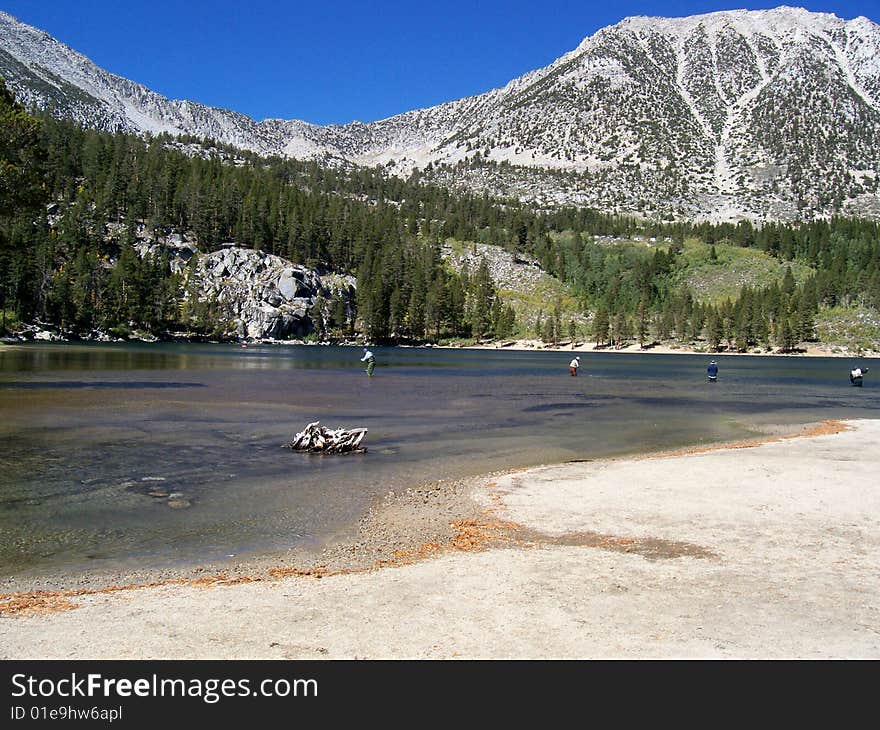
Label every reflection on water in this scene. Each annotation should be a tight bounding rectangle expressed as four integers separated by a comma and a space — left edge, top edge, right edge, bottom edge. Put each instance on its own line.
1, 342, 878, 578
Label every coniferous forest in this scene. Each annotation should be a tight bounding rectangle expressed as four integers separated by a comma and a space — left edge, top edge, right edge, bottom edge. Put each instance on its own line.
1, 78, 879, 351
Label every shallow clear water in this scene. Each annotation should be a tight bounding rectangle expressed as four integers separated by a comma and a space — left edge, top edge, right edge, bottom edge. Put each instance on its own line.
1, 342, 877, 578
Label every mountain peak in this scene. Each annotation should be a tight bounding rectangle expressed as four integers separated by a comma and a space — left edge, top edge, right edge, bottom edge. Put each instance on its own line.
2, 6, 880, 223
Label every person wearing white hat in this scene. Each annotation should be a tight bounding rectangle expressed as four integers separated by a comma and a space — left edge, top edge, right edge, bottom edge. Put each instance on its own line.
361, 347, 375, 376
707, 360, 718, 381
569, 356, 580, 376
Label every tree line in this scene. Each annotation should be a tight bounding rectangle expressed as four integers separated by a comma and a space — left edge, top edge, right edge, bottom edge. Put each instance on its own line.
1, 76, 878, 349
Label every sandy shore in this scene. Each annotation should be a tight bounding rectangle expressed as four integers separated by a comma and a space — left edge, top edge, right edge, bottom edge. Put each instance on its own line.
459, 338, 877, 358
2, 418, 879, 659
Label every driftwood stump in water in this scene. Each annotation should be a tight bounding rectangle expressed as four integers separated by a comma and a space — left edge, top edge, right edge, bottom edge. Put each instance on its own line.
283, 421, 368, 453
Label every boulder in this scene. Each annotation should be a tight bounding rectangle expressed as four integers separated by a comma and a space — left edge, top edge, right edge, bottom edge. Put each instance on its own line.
278, 270, 305, 300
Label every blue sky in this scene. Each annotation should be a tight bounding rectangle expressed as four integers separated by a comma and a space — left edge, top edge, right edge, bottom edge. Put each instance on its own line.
1, 1, 876, 125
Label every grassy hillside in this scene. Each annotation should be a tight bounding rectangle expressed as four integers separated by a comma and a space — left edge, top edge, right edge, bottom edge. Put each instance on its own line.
675, 240, 814, 305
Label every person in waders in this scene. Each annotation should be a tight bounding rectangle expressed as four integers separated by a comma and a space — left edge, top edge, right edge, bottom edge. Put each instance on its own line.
569, 356, 580, 376
707, 360, 718, 381
850, 366, 868, 386
361, 347, 375, 376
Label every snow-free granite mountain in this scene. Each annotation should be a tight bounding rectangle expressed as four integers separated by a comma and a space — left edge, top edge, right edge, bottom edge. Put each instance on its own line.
2, 6, 879, 222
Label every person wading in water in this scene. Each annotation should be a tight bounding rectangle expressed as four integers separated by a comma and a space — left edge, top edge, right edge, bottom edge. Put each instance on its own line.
361, 347, 375, 376
707, 360, 719, 381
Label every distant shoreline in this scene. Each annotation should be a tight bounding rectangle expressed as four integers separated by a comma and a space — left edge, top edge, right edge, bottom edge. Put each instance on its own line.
451, 338, 878, 359
3, 335, 877, 359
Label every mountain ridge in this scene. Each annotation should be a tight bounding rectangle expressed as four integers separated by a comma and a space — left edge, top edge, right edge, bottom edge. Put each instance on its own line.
2, 6, 880, 222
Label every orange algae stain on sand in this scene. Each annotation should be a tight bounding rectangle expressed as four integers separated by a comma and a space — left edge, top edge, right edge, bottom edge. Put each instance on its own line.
449, 518, 519, 551
370, 518, 520, 570
0, 571, 328, 618
635, 419, 850, 461
0, 592, 80, 617
0, 521, 517, 618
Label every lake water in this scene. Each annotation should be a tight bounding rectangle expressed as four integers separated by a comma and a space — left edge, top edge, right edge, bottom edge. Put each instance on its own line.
1, 342, 877, 579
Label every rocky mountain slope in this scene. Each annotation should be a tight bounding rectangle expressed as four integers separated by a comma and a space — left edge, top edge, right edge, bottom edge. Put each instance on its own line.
2, 7, 880, 222
441, 241, 585, 334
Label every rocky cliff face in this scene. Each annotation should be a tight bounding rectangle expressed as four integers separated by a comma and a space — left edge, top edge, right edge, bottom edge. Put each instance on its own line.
128, 228, 197, 275
124, 224, 355, 341
185, 246, 355, 340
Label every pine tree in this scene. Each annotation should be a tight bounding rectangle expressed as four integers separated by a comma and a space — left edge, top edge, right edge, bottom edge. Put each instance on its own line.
636, 303, 650, 347
2, 100, 877, 350
775, 315, 796, 352
706, 310, 723, 351
592, 307, 609, 347
468, 258, 495, 341
424, 276, 446, 342
551, 301, 562, 346
781, 266, 796, 296
611, 311, 630, 347
493, 303, 516, 340
309, 294, 327, 339
751, 307, 768, 349
796, 295, 816, 342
